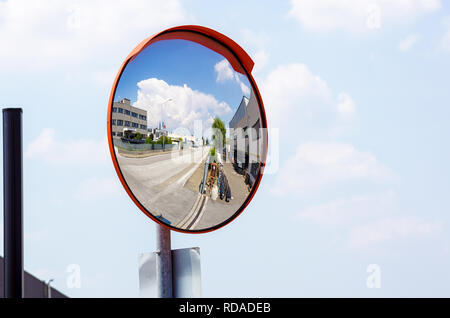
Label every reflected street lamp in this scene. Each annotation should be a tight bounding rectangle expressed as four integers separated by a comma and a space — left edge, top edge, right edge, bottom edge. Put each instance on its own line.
46, 279, 54, 298
156, 98, 173, 150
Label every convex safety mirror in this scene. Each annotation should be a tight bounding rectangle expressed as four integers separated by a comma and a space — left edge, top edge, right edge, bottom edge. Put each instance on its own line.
108, 26, 267, 232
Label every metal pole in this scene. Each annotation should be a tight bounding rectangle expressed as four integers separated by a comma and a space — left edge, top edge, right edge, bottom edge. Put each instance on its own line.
3, 108, 24, 299
47, 279, 54, 298
161, 104, 165, 151
155, 224, 172, 298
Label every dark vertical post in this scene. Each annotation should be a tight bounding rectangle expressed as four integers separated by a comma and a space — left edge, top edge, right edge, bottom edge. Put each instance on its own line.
3, 108, 24, 298
156, 224, 172, 298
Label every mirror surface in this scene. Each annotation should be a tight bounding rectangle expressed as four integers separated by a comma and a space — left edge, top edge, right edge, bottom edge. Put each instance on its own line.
111, 35, 266, 231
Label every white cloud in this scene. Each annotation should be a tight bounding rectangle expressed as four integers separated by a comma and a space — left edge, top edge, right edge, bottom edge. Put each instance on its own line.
336, 92, 356, 119
215, 59, 235, 82
263, 64, 331, 103
272, 142, 390, 196
289, 0, 441, 32
214, 59, 251, 96
260, 63, 357, 137
242, 82, 251, 97
74, 176, 122, 201
26, 128, 109, 165
240, 29, 270, 74
241, 28, 268, 53
0, 0, 187, 69
299, 191, 396, 225
252, 50, 270, 75
260, 62, 361, 147
349, 217, 441, 249
398, 34, 420, 52
261, 63, 331, 127
133, 78, 232, 131
239, 81, 251, 97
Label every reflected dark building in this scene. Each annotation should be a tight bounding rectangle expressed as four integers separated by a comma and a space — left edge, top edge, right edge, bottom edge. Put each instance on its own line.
111, 98, 148, 138
229, 90, 262, 188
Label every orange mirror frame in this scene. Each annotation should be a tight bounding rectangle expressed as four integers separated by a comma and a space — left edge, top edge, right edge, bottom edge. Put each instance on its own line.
107, 25, 268, 233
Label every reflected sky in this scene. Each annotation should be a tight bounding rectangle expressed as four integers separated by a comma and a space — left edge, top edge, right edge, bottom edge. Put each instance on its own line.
114, 39, 251, 130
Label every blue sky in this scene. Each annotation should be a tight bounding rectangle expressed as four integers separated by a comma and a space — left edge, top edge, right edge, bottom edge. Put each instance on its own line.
1, 0, 450, 297
114, 38, 251, 131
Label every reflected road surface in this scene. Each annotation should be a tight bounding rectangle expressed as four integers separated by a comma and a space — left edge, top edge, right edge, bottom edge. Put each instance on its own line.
116, 146, 208, 227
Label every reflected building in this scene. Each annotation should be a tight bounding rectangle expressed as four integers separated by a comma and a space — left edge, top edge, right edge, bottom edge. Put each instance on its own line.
111, 98, 148, 137
168, 132, 203, 147
148, 128, 168, 141
228, 90, 262, 188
